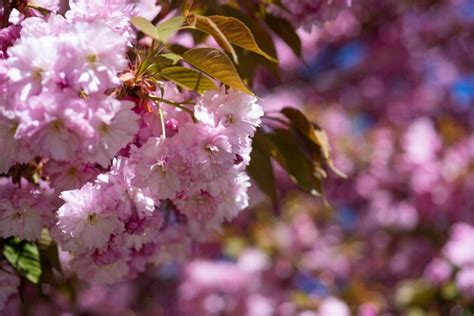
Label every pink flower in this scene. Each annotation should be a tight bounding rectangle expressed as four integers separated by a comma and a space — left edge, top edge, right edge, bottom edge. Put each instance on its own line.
134, 0, 161, 21
14, 92, 86, 161
70, 249, 130, 284
195, 88, 263, 141
0, 178, 56, 241
58, 21, 128, 93
66, 0, 135, 41
0, 24, 20, 59
131, 137, 181, 200
177, 123, 235, 180
175, 187, 217, 223
44, 160, 99, 191
20, 15, 69, 37
211, 172, 250, 220
7, 36, 59, 99
124, 211, 163, 250
137, 83, 192, 143
96, 158, 156, 220
87, 98, 139, 167
57, 183, 124, 251
0, 111, 32, 173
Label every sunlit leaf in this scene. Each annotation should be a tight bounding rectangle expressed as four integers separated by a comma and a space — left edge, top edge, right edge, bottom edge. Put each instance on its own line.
186, 12, 238, 63
131, 16, 160, 40
132, 16, 185, 42
3, 238, 42, 284
159, 66, 218, 93
155, 16, 185, 43
37, 229, 62, 284
220, 5, 278, 59
183, 47, 252, 94
150, 53, 183, 66
208, 15, 278, 63
219, 6, 280, 80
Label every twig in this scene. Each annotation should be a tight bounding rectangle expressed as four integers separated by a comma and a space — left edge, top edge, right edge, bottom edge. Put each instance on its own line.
147, 95, 194, 114
158, 104, 166, 138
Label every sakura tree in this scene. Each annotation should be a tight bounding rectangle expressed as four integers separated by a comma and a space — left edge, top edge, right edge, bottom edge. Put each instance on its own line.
0, 0, 342, 313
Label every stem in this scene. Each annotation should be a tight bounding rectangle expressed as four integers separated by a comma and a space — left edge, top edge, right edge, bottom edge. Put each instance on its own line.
144, 94, 197, 123
147, 95, 194, 114
158, 104, 166, 138
181, 98, 196, 105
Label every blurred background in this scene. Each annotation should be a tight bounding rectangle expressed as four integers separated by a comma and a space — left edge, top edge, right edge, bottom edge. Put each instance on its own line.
4, 0, 474, 315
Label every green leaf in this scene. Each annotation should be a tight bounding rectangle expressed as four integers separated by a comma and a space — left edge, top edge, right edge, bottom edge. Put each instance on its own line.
183, 47, 252, 94
281, 107, 346, 178
38, 229, 62, 272
131, 16, 160, 40
247, 130, 278, 202
261, 128, 323, 196
3, 238, 42, 284
157, 53, 183, 64
159, 66, 218, 93
265, 14, 302, 59
168, 44, 190, 55
219, 5, 278, 59
155, 16, 186, 43
208, 15, 278, 63
149, 53, 183, 66
131, 16, 185, 42
219, 6, 280, 81
185, 12, 238, 64
37, 229, 62, 284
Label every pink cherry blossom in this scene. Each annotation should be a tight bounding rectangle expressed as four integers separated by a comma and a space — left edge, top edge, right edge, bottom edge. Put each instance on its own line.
58, 21, 128, 93
131, 137, 181, 200
56, 183, 124, 251
0, 178, 56, 241
66, 0, 135, 41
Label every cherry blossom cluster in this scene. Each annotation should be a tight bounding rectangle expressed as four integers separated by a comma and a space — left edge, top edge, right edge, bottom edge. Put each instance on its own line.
0, 0, 263, 286
0, 11, 137, 172
52, 87, 262, 283
0, 177, 58, 241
